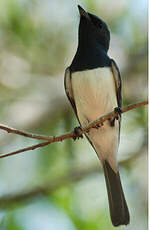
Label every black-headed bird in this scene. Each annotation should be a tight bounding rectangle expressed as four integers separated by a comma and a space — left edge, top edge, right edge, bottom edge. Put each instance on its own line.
64, 5, 130, 227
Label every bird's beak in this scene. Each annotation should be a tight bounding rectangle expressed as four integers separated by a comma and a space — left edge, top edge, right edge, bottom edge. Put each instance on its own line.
78, 5, 91, 21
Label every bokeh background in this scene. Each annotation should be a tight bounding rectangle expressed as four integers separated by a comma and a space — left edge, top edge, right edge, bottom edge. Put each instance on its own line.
0, 0, 148, 229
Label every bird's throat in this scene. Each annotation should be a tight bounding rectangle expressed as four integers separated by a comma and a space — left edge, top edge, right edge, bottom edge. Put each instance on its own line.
70, 42, 110, 72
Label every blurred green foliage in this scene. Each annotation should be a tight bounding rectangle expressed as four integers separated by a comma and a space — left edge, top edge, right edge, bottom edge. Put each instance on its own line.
0, 0, 148, 230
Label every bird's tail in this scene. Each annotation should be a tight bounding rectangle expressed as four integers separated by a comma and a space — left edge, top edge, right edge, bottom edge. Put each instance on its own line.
103, 160, 130, 226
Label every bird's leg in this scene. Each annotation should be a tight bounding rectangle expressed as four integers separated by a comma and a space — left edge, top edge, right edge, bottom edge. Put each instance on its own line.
73, 126, 83, 140
109, 107, 122, 127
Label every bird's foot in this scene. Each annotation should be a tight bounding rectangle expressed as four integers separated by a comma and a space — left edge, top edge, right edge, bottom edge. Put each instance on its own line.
109, 107, 122, 127
73, 126, 83, 140
114, 106, 122, 119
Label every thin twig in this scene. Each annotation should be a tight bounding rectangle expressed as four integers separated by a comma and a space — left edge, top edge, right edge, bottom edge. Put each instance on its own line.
0, 100, 148, 159
0, 124, 52, 141
0, 100, 148, 141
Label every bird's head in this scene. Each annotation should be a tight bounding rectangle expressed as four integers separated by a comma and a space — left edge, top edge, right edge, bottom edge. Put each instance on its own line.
78, 5, 110, 52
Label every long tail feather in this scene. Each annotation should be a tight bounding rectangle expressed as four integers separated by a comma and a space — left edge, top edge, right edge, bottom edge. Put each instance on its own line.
103, 160, 130, 226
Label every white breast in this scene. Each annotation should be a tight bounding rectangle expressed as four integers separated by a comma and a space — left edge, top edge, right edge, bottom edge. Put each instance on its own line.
72, 67, 118, 125
72, 67, 119, 171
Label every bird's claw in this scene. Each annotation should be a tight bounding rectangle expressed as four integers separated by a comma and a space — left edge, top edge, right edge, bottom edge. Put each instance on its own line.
109, 107, 122, 126
73, 126, 83, 140
114, 107, 122, 120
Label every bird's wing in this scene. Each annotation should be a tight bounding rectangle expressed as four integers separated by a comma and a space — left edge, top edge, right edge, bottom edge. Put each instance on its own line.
64, 67, 78, 116
110, 59, 122, 141
110, 59, 122, 108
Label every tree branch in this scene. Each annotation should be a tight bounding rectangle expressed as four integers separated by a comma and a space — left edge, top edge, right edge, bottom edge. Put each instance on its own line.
0, 100, 148, 159
0, 124, 52, 141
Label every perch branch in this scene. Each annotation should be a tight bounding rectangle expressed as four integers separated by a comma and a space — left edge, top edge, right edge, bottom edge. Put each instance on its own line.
0, 100, 148, 159
0, 124, 52, 141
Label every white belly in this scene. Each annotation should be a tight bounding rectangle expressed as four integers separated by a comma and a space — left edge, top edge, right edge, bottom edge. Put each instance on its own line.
72, 67, 119, 171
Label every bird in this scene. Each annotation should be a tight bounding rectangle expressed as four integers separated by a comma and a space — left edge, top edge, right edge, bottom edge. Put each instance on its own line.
64, 5, 130, 227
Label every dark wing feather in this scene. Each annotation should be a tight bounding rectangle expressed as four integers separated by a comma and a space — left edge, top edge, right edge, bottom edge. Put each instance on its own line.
110, 59, 122, 108
64, 67, 78, 116
110, 59, 122, 141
